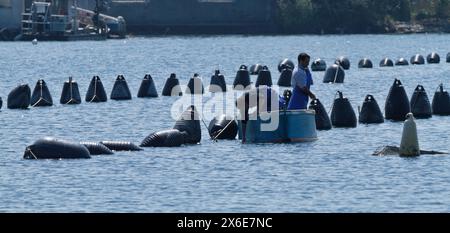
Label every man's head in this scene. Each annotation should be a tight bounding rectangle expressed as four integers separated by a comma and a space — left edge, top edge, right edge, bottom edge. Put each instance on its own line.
298, 53, 311, 68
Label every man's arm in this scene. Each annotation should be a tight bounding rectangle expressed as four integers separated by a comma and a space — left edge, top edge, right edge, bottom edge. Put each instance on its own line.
299, 87, 316, 100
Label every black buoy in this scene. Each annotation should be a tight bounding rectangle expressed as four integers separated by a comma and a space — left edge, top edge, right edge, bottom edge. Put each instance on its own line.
427, 52, 440, 64
410, 85, 432, 119
277, 68, 293, 87
86, 76, 107, 102
335, 56, 350, 70
385, 79, 410, 121
255, 66, 272, 87
208, 115, 238, 140
410, 54, 425, 65
7, 84, 31, 109
432, 84, 450, 115
278, 58, 295, 72
358, 95, 384, 124
358, 58, 373, 68
447, 52, 450, 63
0, 97, 2, 110
162, 73, 183, 96
24, 137, 91, 160
308, 99, 332, 130
80, 142, 114, 155
249, 64, 263, 75
323, 64, 345, 83
379, 58, 394, 67
209, 70, 227, 93
140, 129, 185, 147
186, 73, 204, 95
60, 77, 81, 105
110, 75, 132, 100
137, 74, 158, 98
99, 141, 142, 151
31, 79, 53, 107
311, 59, 327, 71
173, 105, 201, 144
330, 91, 357, 128
395, 58, 409, 66
233, 65, 251, 90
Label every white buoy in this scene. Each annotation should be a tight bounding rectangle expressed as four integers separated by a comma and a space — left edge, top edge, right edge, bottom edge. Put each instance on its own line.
399, 113, 420, 156
32, 38, 38, 45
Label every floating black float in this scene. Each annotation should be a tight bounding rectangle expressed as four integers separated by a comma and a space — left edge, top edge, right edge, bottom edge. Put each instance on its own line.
308, 98, 332, 130
249, 64, 263, 75
358, 58, 373, 68
208, 115, 238, 140
311, 58, 327, 71
432, 84, 450, 116
427, 52, 440, 64
410, 85, 432, 119
86, 76, 107, 102
255, 66, 272, 87
7, 84, 31, 109
173, 105, 201, 144
277, 68, 293, 87
110, 75, 132, 100
100, 141, 142, 151
31, 79, 53, 107
24, 137, 91, 160
447, 52, 450, 63
278, 58, 295, 72
0, 97, 2, 109
60, 77, 81, 105
162, 73, 182, 96
385, 79, 410, 121
140, 129, 185, 147
137, 74, 158, 98
330, 91, 357, 128
358, 95, 384, 124
209, 70, 227, 93
323, 64, 345, 83
335, 56, 350, 70
186, 73, 205, 95
410, 54, 425, 65
379, 58, 394, 67
395, 58, 409, 66
233, 65, 251, 90
80, 142, 114, 155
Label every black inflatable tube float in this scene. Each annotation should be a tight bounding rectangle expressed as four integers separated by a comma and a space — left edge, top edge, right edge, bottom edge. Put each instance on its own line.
323, 64, 345, 83
379, 58, 394, 67
255, 66, 272, 87
395, 58, 409, 66
86, 76, 107, 102
111, 75, 132, 100
100, 141, 142, 151
427, 52, 440, 64
330, 91, 357, 128
60, 77, 81, 105
80, 142, 114, 155
24, 137, 91, 160
233, 65, 251, 90
249, 64, 263, 75
208, 115, 238, 140
385, 79, 410, 121
308, 98, 332, 130
186, 73, 205, 95
173, 105, 202, 144
335, 56, 350, 70
137, 74, 158, 98
31, 79, 53, 107
410, 54, 425, 65
311, 59, 327, 71
358, 58, 373, 68
359, 95, 384, 124
278, 59, 295, 72
7, 84, 31, 109
410, 85, 432, 119
140, 129, 185, 147
162, 73, 183, 96
432, 84, 450, 116
277, 68, 293, 87
209, 70, 227, 93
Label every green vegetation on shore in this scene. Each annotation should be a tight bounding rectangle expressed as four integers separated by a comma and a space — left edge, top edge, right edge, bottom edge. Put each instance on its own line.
276, 0, 450, 33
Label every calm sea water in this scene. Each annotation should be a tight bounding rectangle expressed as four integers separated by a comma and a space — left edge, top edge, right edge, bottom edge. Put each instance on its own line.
1, 34, 450, 212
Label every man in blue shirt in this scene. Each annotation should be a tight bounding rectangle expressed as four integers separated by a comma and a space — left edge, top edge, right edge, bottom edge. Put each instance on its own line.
288, 53, 316, 110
